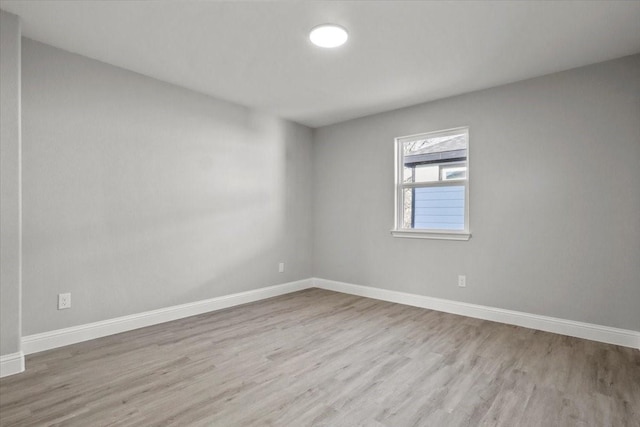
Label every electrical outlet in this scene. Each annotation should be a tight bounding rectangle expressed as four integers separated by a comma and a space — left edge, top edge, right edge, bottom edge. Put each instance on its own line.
278, 262, 285, 273
458, 275, 466, 288
58, 293, 71, 310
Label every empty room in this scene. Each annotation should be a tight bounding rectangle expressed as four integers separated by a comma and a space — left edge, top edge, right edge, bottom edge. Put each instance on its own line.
1, 1, 639, 426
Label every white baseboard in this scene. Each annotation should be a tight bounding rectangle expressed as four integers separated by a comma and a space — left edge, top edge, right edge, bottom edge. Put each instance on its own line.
313, 278, 640, 350
0, 351, 25, 378
22, 279, 313, 355
19, 276, 640, 357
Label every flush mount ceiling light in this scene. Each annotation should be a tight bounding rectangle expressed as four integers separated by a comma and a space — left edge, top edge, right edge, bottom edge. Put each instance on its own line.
309, 24, 348, 48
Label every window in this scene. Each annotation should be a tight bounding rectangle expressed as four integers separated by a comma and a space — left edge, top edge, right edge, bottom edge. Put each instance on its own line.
392, 127, 470, 240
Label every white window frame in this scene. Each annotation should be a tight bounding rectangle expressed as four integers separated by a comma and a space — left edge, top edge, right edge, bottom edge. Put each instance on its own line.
391, 126, 471, 241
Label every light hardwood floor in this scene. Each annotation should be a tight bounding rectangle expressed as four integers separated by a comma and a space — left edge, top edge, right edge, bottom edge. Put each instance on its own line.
1, 288, 639, 426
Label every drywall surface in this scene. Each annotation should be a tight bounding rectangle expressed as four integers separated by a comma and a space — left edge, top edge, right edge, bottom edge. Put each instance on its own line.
21, 40, 313, 335
0, 10, 22, 356
313, 55, 640, 331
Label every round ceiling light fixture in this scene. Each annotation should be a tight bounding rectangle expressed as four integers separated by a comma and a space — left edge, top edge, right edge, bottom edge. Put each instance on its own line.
309, 24, 348, 48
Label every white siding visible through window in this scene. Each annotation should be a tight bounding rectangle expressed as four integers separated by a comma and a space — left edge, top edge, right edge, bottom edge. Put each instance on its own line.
393, 127, 470, 240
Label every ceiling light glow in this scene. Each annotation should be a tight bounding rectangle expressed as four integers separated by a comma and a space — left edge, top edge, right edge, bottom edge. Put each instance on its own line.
309, 24, 348, 48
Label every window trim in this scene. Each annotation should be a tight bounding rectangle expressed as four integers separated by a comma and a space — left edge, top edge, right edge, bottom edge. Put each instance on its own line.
391, 126, 471, 241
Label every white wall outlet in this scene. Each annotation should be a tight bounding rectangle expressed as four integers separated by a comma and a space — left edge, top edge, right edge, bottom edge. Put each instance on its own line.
278, 262, 285, 273
58, 293, 71, 310
458, 275, 466, 288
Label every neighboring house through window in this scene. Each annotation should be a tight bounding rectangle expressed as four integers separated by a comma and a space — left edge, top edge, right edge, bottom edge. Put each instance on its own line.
392, 127, 470, 240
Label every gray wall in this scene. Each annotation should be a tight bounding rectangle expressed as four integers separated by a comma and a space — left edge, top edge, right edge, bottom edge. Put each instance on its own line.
313, 55, 640, 331
0, 10, 22, 356
21, 40, 313, 335
11, 37, 640, 340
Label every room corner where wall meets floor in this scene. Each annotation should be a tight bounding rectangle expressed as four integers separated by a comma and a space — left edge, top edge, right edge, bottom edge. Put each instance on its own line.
11, 277, 639, 365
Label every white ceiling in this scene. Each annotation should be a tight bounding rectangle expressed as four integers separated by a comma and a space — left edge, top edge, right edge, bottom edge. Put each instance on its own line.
2, 1, 640, 128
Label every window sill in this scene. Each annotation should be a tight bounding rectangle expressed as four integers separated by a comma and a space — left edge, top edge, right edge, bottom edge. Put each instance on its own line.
390, 229, 471, 241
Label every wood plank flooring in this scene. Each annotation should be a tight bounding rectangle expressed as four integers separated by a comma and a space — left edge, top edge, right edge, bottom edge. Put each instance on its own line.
1, 288, 639, 426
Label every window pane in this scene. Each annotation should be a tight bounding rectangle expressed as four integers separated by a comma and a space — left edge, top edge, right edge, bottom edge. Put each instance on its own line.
441, 166, 467, 181
403, 164, 441, 183
401, 131, 467, 184
412, 185, 465, 230
414, 164, 439, 182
